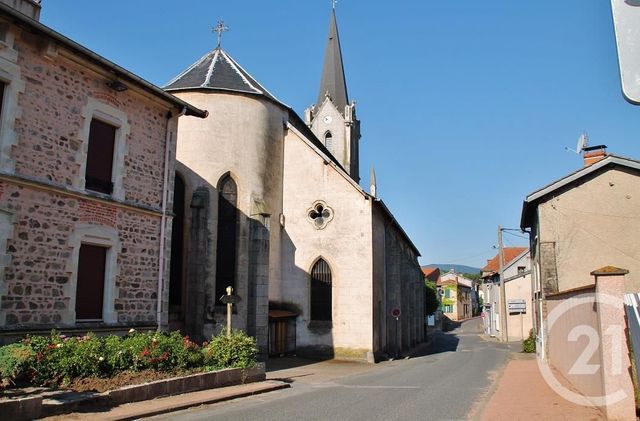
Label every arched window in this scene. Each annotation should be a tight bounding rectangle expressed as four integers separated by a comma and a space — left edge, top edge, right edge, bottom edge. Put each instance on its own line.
169, 174, 186, 318
324, 131, 333, 152
310, 258, 332, 322
215, 175, 238, 302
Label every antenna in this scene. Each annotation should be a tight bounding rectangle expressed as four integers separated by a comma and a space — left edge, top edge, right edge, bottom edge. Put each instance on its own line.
564, 132, 588, 154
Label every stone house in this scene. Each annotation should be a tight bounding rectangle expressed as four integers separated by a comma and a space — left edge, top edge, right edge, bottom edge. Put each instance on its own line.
520, 149, 640, 418
438, 270, 472, 321
165, 9, 424, 362
0, 1, 206, 343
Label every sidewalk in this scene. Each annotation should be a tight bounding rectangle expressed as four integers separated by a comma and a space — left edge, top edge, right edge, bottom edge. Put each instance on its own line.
476, 354, 604, 421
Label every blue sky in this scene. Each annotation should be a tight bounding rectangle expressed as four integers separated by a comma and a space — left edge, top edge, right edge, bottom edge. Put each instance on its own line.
40, 1, 640, 269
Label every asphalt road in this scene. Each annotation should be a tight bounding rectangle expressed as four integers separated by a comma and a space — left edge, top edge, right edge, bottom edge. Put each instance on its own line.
150, 318, 511, 421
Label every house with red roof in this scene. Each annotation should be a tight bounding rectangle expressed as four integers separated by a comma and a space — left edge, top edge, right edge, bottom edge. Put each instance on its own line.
480, 247, 531, 341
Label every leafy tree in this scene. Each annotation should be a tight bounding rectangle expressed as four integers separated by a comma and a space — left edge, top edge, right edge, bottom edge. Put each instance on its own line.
424, 280, 440, 315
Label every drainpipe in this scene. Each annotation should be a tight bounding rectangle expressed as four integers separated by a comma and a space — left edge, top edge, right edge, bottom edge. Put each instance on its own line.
157, 106, 186, 330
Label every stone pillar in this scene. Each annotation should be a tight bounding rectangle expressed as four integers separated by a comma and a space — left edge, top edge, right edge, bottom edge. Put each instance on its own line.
247, 212, 270, 360
593, 266, 636, 421
185, 187, 210, 342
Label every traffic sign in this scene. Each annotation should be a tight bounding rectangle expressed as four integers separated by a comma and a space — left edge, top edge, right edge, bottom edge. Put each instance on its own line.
391, 307, 401, 318
611, 0, 640, 103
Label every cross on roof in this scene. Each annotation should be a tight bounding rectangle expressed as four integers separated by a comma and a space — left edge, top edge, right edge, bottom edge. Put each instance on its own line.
212, 20, 229, 48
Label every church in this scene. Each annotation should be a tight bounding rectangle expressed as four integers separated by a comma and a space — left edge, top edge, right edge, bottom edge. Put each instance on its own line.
165, 8, 425, 362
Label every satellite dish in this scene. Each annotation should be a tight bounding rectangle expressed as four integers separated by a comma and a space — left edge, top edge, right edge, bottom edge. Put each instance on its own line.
576, 132, 588, 152
565, 132, 588, 154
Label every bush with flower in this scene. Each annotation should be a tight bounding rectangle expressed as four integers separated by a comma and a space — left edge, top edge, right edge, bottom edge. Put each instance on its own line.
0, 329, 258, 389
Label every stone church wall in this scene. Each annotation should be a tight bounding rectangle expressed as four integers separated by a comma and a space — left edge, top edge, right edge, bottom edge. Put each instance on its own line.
279, 126, 374, 360
0, 18, 179, 340
171, 92, 285, 355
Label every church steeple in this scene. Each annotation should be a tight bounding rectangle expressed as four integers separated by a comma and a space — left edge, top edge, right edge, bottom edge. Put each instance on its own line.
305, 5, 361, 183
317, 8, 348, 114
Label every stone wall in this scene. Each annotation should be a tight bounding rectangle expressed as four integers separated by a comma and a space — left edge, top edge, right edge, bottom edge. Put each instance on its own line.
0, 17, 180, 334
0, 181, 163, 328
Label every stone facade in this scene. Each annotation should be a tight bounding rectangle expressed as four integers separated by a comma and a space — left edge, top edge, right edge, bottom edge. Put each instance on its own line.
0, 5, 204, 341
169, 55, 424, 362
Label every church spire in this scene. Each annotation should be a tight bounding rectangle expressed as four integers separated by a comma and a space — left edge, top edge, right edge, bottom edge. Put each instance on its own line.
317, 7, 348, 114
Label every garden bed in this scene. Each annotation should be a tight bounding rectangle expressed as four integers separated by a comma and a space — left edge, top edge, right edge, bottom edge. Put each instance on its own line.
0, 329, 265, 420
0, 329, 258, 392
0, 364, 266, 420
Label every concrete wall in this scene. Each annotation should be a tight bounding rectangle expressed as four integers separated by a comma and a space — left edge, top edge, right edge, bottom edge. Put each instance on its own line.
279, 125, 373, 360
537, 167, 640, 293
0, 16, 180, 334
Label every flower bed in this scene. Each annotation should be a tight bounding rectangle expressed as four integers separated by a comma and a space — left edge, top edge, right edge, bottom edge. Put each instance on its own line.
0, 329, 258, 390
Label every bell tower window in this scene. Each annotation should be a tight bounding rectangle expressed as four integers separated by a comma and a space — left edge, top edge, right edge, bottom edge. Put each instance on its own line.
324, 131, 333, 152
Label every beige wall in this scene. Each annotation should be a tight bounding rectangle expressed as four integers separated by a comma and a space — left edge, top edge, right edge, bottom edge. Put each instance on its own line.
505, 274, 533, 341
172, 91, 285, 345
538, 168, 640, 293
280, 125, 374, 358
546, 290, 604, 400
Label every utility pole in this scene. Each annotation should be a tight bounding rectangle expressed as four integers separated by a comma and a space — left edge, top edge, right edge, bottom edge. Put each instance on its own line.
498, 225, 508, 342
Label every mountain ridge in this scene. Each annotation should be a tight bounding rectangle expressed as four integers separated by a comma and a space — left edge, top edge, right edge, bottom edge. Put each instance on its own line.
423, 263, 481, 275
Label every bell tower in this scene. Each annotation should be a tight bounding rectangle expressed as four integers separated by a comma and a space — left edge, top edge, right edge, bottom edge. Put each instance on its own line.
305, 5, 361, 183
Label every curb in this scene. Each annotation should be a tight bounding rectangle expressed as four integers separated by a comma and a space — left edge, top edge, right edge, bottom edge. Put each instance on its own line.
106, 381, 290, 420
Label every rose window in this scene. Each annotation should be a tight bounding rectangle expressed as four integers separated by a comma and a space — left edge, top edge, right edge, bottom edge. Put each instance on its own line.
307, 201, 334, 229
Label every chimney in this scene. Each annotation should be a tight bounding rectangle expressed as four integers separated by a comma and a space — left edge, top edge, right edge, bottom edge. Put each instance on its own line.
582, 145, 608, 167
0, 0, 41, 21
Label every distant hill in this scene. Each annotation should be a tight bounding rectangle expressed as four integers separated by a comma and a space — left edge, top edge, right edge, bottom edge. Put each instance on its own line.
423, 264, 481, 275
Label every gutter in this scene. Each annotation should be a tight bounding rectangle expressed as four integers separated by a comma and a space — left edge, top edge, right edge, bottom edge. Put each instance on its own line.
157, 108, 185, 329
0, 3, 208, 118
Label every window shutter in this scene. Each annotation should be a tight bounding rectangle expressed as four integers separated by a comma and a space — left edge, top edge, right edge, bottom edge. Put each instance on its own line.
76, 244, 107, 320
85, 119, 116, 194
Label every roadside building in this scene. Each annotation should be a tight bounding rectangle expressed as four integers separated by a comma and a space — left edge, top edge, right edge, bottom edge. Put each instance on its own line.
438, 270, 472, 321
0, 1, 207, 343
520, 149, 639, 418
479, 248, 532, 341
480, 247, 528, 339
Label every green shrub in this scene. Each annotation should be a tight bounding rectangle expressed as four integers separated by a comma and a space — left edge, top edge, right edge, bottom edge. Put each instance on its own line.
0, 343, 34, 383
0, 328, 258, 388
202, 329, 258, 370
29, 332, 103, 385
522, 329, 536, 353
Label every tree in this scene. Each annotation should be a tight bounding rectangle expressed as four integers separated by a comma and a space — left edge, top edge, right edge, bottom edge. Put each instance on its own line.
424, 280, 440, 316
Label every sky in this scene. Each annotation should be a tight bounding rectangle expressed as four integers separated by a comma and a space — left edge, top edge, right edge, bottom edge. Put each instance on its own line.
39, 1, 640, 269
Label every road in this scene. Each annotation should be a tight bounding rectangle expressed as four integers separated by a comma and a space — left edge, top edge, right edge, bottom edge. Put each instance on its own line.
150, 318, 511, 421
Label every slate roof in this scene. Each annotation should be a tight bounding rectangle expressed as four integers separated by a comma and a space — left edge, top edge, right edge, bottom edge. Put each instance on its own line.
0, 3, 206, 118
317, 9, 349, 114
164, 48, 284, 106
481, 247, 528, 276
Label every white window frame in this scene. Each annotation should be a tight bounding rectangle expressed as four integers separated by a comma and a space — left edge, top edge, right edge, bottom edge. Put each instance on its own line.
64, 223, 121, 324
0, 208, 15, 326
75, 98, 129, 201
0, 48, 25, 174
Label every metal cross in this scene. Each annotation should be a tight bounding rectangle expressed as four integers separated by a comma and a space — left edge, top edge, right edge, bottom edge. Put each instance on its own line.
212, 19, 229, 48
